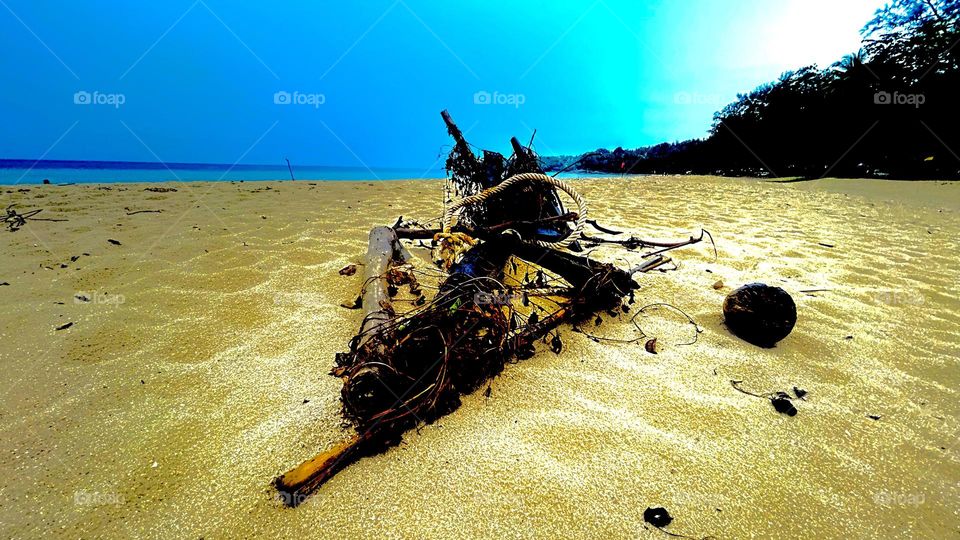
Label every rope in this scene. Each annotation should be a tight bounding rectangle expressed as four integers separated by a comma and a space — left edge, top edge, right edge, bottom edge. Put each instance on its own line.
441, 173, 587, 249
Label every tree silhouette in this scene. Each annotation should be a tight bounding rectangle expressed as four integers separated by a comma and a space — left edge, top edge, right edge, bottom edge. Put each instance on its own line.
554, 0, 959, 179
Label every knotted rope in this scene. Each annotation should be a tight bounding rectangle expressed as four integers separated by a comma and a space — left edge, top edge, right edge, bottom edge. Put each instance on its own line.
440, 172, 588, 249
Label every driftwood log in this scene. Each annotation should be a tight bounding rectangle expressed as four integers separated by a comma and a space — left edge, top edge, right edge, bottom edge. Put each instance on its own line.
357, 226, 401, 352
275, 226, 403, 505
273, 110, 672, 507
276, 230, 637, 505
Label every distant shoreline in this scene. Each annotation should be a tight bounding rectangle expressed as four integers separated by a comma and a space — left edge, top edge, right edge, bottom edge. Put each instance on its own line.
4, 174, 954, 191
0, 158, 434, 172
0, 159, 447, 185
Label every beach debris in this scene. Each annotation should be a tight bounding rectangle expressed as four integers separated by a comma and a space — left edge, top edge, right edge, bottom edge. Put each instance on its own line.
338, 264, 358, 276
770, 392, 798, 416
144, 187, 177, 192
722, 283, 796, 347
340, 295, 362, 309
585, 219, 624, 235
643, 506, 674, 527
4, 205, 68, 232
645, 338, 660, 354
637, 303, 702, 346
274, 110, 715, 506
55, 322, 73, 331
107, 239, 122, 245
868, 414, 882, 420
731, 379, 801, 416
712, 280, 724, 290
0, 282, 9, 286
550, 333, 563, 354
125, 209, 163, 215
793, 386, 808, 399
583, 229, 717, 261
799, 288, 831, 294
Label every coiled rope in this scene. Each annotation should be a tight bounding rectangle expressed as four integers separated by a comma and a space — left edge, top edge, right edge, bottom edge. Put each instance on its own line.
441, 173, 587, 249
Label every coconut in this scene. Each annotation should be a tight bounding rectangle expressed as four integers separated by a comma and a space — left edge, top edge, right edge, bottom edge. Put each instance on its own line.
722, 283, 797, 347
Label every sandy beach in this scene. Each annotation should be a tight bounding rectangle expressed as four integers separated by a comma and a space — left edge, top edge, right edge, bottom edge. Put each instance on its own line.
0, 176, 957, 538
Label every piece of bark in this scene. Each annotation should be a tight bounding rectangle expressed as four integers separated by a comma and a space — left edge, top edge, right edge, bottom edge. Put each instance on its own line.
357, 226, 401, 353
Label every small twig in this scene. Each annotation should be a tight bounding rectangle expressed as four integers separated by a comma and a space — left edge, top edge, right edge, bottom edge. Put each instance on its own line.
648, 524, 715, 540
586, 219, 624, 235
634, 255, 672, 273
729, 379, 770, 399
125, 209, 163, 215
4, 206, 67, 231
633, 303, 701, 346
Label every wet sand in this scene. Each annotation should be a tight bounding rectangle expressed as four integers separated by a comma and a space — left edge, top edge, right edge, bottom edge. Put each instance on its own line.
0, 176, 957, 538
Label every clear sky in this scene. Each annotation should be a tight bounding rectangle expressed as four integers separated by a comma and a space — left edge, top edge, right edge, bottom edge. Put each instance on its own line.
0, 0, 887, 168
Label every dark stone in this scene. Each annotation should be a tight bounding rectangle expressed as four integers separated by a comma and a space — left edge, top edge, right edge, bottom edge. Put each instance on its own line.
643, 507, 673, 528
771, 392, 798, 416
723, 283, 797, 347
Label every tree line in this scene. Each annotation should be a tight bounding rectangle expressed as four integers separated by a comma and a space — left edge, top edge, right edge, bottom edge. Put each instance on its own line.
548, 0, 959, 179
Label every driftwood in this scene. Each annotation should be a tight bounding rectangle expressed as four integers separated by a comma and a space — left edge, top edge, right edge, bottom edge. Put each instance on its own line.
4, 205, 67, 232
274, 110, 708, 507
357, 226, 402, 351
275, 227, 403, 503
276, 230, 636, 505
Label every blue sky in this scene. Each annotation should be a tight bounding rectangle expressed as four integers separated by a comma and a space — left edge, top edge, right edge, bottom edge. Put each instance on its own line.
0, 0, 886, 168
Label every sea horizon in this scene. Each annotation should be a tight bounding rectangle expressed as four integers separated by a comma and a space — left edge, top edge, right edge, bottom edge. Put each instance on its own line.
0, 158, 616, 185
0, 158, 450, 185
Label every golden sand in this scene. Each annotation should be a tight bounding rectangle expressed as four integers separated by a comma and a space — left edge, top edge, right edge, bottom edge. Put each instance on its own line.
0, 176, 957, 538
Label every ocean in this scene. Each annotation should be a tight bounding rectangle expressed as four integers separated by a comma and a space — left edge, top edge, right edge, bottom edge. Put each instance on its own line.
0, 159, 447, 185
0, 159, 609, 185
